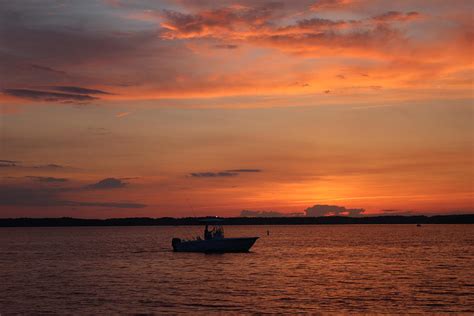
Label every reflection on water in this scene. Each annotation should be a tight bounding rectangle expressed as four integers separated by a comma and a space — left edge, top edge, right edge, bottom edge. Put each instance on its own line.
0, 225, 473, 313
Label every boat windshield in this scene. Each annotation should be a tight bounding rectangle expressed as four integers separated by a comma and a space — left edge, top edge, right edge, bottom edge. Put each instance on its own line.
204, 224, 224, 240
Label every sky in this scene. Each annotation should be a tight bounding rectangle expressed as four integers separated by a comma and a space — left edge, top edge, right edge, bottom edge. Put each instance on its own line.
0, 0, 473, 218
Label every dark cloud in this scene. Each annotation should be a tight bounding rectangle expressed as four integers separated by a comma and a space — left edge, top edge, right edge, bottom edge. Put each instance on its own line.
3, 89, 98, 103
162, 10, 210, 34
0, 4, 181, 94
32, 164, 64, 169
214, 44, 239, 49
26, 176, 68, 183
294, 82, 310, 87
305, 204, 365, 217
297, 17, 347, 29
0, 160, 18, 167
160, 5, 411, 60
51, 86, 111, 95
0, 160, 67, 169
0, 185, 146, 209
86, 178, 128, 189
0, 12, 154, 66
0, 159, 19, 163
225, 169, 262, 173
161, 3, 284, 37
257, 23, 403, 56
190, 168, 262, 178
0, 53, 67, 88
0, 186, 58, 206
372, 11, 421, 23
310, 0, 353, 11
29, 64, 66, 75
190, 172, 238, 178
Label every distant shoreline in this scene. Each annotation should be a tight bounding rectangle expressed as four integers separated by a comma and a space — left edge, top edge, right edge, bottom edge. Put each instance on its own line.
0, 214, 473, 227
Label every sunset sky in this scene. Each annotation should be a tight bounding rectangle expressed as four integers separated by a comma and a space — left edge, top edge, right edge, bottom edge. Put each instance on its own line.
0, 0, 473, 218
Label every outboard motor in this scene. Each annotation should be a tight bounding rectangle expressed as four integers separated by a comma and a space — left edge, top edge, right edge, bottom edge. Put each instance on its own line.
172, 238, 181, 251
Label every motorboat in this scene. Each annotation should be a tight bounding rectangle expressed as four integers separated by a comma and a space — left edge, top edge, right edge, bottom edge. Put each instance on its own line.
172, 219, 258, 253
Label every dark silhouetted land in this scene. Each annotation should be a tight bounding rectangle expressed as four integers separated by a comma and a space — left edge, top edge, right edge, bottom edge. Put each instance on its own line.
0, 214, 473, 227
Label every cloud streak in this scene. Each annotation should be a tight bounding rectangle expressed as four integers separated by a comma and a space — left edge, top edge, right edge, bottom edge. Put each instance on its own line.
190, 168, 262, 178
0, 160, 18, 167
310, 0, 354, 11
190, 172, 238, 178
371, 11, 421, 23
0, 160, 67, 170
86, 178, 128, 189
3, 89, 98, 103
27, 176, 68, 183
214, 44, 239, 49
50, 86, 111, 95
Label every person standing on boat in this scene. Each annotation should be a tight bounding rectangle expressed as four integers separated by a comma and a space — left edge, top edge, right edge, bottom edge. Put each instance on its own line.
204, 225, 212, 240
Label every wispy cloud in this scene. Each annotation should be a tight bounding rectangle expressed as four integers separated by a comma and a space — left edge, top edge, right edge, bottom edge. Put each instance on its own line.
190, 168, 263, 178
50, 86, 111, 95
371, 11, 422, 23
0, 160, 19, 167
26, 176, 68, 183
310, 0, 354, 11
0, 160, 66, 170
3, 89, 98, 103
190, 172, 238, 178
214, 44, 238, 49
86, 178, 128, 189
29, 64, 67, 75
31, 164, 64, 169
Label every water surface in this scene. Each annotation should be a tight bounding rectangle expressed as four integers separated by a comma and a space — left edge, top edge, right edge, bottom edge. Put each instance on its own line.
0, 225, 473, 313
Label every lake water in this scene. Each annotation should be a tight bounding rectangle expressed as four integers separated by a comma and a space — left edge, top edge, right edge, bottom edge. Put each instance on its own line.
0, 225, 473, 313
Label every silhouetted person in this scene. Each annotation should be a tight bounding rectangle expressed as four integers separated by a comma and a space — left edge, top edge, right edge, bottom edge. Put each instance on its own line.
204, 225, 212, 240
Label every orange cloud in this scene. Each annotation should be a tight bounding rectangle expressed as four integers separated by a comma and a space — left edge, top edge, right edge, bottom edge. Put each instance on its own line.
1, 1, 472, 107
310, 0, 355, 11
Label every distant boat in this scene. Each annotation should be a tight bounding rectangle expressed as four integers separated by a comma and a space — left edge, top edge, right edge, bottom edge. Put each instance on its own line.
172, 219, 258, 253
